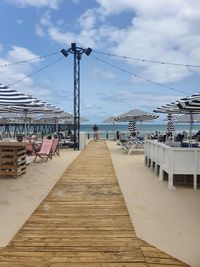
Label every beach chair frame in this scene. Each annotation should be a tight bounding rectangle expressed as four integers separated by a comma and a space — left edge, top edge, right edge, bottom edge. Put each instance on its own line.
51, 138, 60, 156
34, 139, 53, 162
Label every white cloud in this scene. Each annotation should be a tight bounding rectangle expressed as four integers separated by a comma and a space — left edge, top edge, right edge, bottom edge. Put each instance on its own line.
101, 90, 180, 110
8, 46, 41, 64
40, 10, 51, 26
34, 0, 200, 85
0, 46, 72, 110
0, 46, 42, 91
96, 0, 190, 17
96, 0, 200, 83
35, 11, 52, 37
6, 0, 60, 9
91, 68, 116, 80
48, 26, 77, 44
35, 24, 45, 37
78, 9, 97, 30
16, 19, 23, 24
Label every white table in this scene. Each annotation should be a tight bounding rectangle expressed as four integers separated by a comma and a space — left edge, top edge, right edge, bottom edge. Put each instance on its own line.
145, 140, 200, 189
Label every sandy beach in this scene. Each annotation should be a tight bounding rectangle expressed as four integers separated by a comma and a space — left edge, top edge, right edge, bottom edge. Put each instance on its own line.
107, 140, 200, 267
0, 148, 80, 247
0, 141, 199, 266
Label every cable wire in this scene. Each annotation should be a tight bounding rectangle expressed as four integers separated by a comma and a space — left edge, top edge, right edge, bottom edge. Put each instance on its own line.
93, 50, 200, 68
0, 51, 60, 68
90, 55, 187, 95
6, 56, 64, 87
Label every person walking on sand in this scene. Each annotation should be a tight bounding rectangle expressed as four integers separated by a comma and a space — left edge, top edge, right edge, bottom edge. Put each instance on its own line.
93, 124, 99, 141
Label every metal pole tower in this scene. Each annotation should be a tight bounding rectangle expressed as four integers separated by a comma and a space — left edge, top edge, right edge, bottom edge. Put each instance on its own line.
73, 49, 81, 150
61, 43, 92, 150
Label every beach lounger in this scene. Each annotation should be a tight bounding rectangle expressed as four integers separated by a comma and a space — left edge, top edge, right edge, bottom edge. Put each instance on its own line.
126, 141, 138, 155
119, 139, 144, 155
34, 139, 53, 162
51, 138, 60, 156
118, 140, 136, 154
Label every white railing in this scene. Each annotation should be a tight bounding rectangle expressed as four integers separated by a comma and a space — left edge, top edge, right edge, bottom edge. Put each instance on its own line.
145, 140, 200, 189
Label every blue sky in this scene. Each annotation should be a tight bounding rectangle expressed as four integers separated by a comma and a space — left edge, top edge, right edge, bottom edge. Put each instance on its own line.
0, 0, 200, 123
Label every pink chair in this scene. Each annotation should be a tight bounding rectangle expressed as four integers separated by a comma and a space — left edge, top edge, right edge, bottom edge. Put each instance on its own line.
26, 142, 34, 155
34, 139, 53, 162
51, 138, 60, 156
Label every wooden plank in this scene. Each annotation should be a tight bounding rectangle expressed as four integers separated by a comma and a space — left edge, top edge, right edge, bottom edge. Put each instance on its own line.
4, 245, 142, 252
16, 230, 136, 238
0, 145, 26, 178
0, 141, 188, 266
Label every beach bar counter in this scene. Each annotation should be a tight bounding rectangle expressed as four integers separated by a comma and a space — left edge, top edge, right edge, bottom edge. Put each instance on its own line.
145, 140, 200, 189
0, 142, 26, 178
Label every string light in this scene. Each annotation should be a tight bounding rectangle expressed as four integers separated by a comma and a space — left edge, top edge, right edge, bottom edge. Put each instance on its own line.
90, 55, 187, 95
93, 50, 200, 68
6, 56, 64, 87
0, 51, 60, 68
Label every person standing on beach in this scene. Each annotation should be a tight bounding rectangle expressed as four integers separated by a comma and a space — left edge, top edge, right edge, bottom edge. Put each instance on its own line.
93, 124, 99, 141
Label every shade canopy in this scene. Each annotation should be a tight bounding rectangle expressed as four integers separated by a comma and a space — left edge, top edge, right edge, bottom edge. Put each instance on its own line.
102, 115, 118, 123
115, 109, 159, 122
153, 92, 200, 140
0, 84, 73, 135
0, 84, 44, 107
173, 114, 200, 123
0, 84, 67, 117
153, 93, 200, 114
177, 93, 200, 111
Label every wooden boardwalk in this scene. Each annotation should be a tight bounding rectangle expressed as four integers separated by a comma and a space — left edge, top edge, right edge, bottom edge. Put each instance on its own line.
0, 141, 189, 266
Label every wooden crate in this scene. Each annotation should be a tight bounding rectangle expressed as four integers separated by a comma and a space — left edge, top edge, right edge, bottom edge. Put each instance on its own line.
0, 143, 26, 178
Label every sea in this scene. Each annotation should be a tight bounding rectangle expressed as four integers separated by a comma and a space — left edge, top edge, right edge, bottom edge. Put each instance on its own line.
1, 124, 199, 139
81, 124, 200, 139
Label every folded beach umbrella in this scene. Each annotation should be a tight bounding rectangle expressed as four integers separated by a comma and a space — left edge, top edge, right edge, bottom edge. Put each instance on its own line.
128, 121, 137, 133
166, 114, 175, 133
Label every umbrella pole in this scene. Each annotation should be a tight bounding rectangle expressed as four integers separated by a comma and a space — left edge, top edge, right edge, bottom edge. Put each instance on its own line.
28, 118, 31, 136
112, 121, 115, 140
24, 111, 27, 140
189, 112, 193, 146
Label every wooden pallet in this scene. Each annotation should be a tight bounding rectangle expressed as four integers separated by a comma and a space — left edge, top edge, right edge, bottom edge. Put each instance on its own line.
0, 143, 26, 178
0, 141, 189, 266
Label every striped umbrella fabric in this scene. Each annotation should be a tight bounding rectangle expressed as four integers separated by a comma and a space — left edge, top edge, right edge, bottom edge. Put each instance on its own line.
0, 84, 43, 106
128, 121, 137, 133
166, 114, 175, 133
114, 109, 158, 135
177, 93, 200, 111
153, 93, 200, 140
115, 109, 159, 122
0, 84, 68, 135
154, 93, 200, 114
153, 103, 180, 114
0, 83, 65, 117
